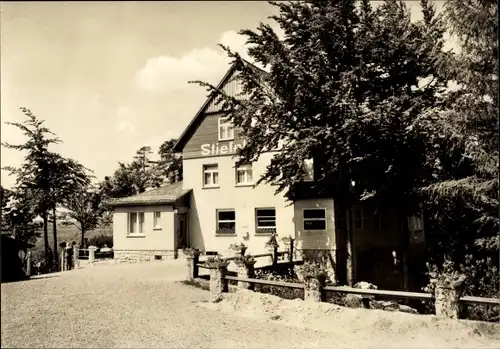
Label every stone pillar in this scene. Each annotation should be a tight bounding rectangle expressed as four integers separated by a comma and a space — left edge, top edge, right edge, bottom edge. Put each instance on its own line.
272, 245, 278, 267
186, 251, 200, 281
303, 274, 326, 302
236, 260, 256, 290
435, 284, 463, 319
88, 246, 97, 266
60, 249, 67, 271
209, 263, 229, 302
73, 245, 80, 269
26, 251, 32, 277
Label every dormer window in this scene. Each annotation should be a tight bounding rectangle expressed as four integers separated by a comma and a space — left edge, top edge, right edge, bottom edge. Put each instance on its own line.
218, 116, 234, 141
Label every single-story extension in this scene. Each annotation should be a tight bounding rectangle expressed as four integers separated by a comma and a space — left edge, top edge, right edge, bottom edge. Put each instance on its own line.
110, 61, 427, 291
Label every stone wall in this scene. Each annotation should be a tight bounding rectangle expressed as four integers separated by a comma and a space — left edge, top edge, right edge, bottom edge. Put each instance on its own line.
114, 249, 177, 263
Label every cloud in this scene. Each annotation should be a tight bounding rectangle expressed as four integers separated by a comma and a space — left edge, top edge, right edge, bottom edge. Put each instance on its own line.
135, 30, 251, 93
115, 119, 136, 135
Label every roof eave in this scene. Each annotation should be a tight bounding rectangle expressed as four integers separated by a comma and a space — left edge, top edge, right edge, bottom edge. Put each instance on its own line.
109, 200, 177, 208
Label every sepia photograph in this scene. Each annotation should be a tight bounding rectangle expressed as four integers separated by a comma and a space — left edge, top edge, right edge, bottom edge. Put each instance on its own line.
1, 0, 499, 348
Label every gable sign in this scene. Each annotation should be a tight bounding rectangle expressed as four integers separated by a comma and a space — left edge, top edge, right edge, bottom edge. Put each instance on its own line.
200, 140, 247, 157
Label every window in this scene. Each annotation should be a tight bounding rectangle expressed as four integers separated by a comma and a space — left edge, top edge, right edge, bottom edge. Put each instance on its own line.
203, 164, 219, 187
235, 163, 253, 185
303, 158, 314, 182
153, 211, 161, 229
216, 209, 236, 234
303, 209, 327, 231
255, 208, 276, 233
408, 215, 424, 231
218, 117, 234, 141
352, 208, 363, 230
128, 212, 145, 235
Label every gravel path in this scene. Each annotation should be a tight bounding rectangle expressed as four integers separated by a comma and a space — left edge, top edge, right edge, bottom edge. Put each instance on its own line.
3, 261, 499, 349
2, 261, 350, 348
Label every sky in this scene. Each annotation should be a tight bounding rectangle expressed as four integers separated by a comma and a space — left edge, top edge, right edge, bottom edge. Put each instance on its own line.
0, 1, 448, 189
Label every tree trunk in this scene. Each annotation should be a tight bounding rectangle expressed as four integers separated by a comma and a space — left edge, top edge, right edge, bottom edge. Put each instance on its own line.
80, 228, 86, 247
346, 208, 354, 287
399, 211, 410, 291
52, 205, 58, 270
43, 211, 49, 265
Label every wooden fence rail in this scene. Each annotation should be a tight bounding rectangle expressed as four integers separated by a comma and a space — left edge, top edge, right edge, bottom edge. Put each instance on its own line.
225, 275, 305, 289
186, 251, 499, 321
224, 274, 499, 307
323, 285, 433, 301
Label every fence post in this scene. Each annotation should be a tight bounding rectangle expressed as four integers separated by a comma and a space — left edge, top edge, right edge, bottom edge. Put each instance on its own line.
186, 250, 200, 281
435, 283, 464, 319
73, 245, 80, 269
236, 260, 256, 290
26, 251, 32, 277
209, 262, 229, 302
60, 249, 67, 271
88, 246, 97, 266
302, 269, 326, 302
272, 245, 278, 267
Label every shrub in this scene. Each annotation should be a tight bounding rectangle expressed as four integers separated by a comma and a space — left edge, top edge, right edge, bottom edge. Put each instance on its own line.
254, 269, 304, 300
88, 234, 113, 248
325, 291, 348, 306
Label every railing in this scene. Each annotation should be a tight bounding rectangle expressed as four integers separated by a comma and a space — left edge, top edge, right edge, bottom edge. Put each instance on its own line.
60, 246, 99, 271
224, 274, 498, 317
198, 251, 289, 263
185, 253, 499, 320
323, 285, 433, 301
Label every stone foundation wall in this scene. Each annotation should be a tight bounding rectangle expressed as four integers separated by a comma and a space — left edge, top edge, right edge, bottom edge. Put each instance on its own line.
114, 250, 177, 263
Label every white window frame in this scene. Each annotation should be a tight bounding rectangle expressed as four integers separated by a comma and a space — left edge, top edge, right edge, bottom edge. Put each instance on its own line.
203, 164, 219, 188
235, 163, 253, 186
128, 211, 145, 236
352, 208, 364, 231
255, 207, 277, 233
218, 116, 235, 141
153, 211, 162, 230
302, 208, 327, 231
216, 209, 236, 234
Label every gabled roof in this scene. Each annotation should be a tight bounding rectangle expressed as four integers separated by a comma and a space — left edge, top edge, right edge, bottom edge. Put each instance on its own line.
108, 181, 191, 207
173, 59, 269, 153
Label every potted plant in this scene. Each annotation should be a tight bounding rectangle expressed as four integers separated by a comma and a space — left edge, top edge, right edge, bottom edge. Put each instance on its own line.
233, 253, 256, 266
424, 260, 466, 294
297, 262, 327, 282
424, 260, 466, 318
216, 227, 236, 235
205, 254, 229, 269
229, 242, 247, 256
182, 247, 201, 257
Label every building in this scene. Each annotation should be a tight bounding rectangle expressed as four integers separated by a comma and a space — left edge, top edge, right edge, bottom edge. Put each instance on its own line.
1, 234, 34, 283
111, 61, 426, 291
